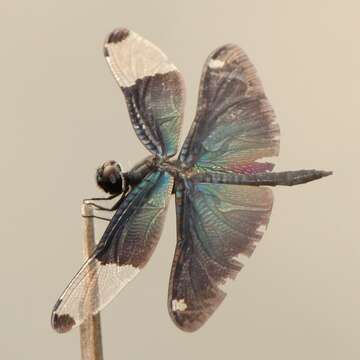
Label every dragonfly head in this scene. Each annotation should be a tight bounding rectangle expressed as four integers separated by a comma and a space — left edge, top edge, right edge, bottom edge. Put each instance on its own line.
96, 160, 126, 194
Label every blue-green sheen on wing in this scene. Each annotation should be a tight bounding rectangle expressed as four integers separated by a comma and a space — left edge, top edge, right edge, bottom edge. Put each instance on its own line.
52, 170, 173, 333
168, 179, 273, 332
179, 44, 279, 174
104, 28, 185, 157
96, 170, 173, 266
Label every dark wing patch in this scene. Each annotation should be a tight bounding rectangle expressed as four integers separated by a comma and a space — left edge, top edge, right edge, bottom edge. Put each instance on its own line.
168, 179, 273, 332
179, 44, 279, 174
52, 171, 173, 333
104, 28, 185, 157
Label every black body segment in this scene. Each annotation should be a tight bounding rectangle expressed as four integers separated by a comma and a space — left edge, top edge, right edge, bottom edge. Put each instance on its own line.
179, 44, 279, 174
104, 28, 185, 157
124, 156, 157, 188
51, 170, 173, 333
190, 169, 333, 186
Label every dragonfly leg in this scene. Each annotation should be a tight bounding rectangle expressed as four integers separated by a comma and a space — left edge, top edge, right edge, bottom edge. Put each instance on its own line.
83, 193, 121, 202
82, 214, 111, 222
84, 189, 129, 212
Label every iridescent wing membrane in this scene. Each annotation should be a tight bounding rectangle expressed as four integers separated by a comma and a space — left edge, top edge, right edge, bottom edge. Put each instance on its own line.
169, 45, 280, 331
52, 170, 173, 332
180, 44, 279, 173
52, 29, 184, 333
104, 28, 185, 157
170, 181, 273, 331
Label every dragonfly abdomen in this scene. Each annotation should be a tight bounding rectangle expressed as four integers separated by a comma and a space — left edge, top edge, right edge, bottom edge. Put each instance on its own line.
190, 169, 332, 187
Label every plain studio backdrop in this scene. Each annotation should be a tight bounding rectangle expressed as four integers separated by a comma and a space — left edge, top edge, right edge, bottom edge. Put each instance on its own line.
1, 1, 359, 359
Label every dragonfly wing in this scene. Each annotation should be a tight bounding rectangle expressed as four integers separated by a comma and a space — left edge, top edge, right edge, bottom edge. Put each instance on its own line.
180, 44, 279, 174
169, 179, 273, 332
104, 28, 185, 157
52, 170, 173, 333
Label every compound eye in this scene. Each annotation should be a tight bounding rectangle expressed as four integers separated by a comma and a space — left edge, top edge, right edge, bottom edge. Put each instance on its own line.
96, 161, 124, 194
104, 166, 120, 183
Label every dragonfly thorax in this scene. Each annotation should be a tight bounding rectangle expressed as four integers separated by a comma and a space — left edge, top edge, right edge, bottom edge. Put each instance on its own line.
96, 160, 126, 194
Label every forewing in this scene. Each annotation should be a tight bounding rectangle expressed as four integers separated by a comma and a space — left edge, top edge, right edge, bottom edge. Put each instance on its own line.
180, 44, 279, 174
104, 28, 185, 157
168, 179, 273, 332
52, 171, 173, 333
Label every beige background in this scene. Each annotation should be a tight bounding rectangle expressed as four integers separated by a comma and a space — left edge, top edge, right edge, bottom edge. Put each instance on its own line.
1, 0, 359, 359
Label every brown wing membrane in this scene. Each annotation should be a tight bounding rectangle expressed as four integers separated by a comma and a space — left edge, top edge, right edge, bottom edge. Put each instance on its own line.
104, 28, 185, 157
52, 171, 173, 333
179, 44, 279, 174
168, 179, 273, 332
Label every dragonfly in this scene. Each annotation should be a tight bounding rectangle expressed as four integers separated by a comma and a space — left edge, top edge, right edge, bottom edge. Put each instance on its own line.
51, 27, 331, 333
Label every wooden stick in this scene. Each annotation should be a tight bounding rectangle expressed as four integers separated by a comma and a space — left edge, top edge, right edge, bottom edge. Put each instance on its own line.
80, 204, 104, 360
